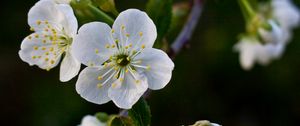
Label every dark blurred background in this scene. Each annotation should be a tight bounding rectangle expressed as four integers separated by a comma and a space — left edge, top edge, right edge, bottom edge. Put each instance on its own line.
1, 0, 300, 126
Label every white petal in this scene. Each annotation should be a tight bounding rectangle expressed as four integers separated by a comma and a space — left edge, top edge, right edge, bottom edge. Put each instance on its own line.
76, 66, 117, 105
79, 115, 106, 126
234, 39, 258, 70
72, 22, 116, 67
19, 33, 62, 70
54, 0, 71, 4
59, 50, 81, 82
28, 0, 65, 31
133, 48, 174, 90
264, 43, 285, 59
56, 4, 78, 36
108, 71, 148, 109
112, 9, 157, 50
272, 0, 300, 29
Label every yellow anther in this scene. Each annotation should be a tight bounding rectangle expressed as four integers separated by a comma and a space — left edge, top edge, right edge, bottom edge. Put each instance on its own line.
36, 20, 41, 25
125, 69, 129, 73
129, 43, 132, 48
32, 56, 36, 59
42, 47, 46, 50
146, 65, 151, 71
42, 40, 47, 43
119, 78, 124, 82
97, 76, 103, 80
44, 28, 49, 32
125, 46, 129, 49
139, 32, 143, 36
97, 83, 103, 88
44, 35, 48, 38
61, 47, 66, 52
95, 49, 99, 54
141, 44, 145, 49
28, 36, 32, 40
112, 83, 117, 88
114, 66, 119, 70
33, 46, 38, 50
111, 29, 115, 33
115, 39, 119, 43
105, 44, 110, 49
109, 56, 113, 60
53, 52, 57, 55
121, 25, 125, 30
126, 57, 130, 61
126, 33, 130, 37
52, 41, 57, 45
38, 56, 41, 58
50, 60, 55, 64
114, 74, 118, 79
46, 68, 51, 71
135, 80, 140, 84
49, 47, 54, 52
30, 27, 35, 31
45, 52, 49, 55
111, 44, 116, 48
45, 20, 49, 24
34, 34, 39, 38
45, 58, 49, 61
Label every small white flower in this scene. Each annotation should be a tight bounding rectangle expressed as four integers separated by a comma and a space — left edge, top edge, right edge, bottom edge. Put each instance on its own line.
72, 9, 174, 109
189, 120, 221, 126
234, 37, 284, 70
19, 0, 80, 82
79, 115, 106, 126
272, 0, 300, 29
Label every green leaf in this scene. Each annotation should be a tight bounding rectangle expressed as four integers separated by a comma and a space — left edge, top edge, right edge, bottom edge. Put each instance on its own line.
146, 0, 173, 48
128, 98, 151, 126
70, 0, 114, 25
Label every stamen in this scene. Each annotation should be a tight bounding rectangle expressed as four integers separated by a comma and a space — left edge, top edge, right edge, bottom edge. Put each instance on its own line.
139, 32, 143, 37
95, 49, 99, 54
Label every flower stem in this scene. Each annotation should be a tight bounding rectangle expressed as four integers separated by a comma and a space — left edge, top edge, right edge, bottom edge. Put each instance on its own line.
238, 0, 256, 20
88, 4, 114, 25
169, 0, 203, 58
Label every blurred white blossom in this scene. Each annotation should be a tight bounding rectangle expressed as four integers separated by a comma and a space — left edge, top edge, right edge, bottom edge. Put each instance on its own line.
72, 9, 174, 109
235, 0, 300, 70
79, 115, 106, 126
19, 0, 80, 82
189, 120, 221, 126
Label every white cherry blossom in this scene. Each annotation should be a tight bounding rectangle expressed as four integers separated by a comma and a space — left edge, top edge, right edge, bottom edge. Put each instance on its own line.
19, 0, 80, 82
72, 9, 174, 109
78, 115, 106, 126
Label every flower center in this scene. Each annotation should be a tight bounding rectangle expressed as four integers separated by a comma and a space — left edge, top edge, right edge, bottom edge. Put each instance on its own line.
116, 54, 130, 67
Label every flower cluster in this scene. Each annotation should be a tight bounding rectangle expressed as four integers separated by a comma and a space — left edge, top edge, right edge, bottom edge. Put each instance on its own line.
18, 0, 174, 109
235, 0, 300, 70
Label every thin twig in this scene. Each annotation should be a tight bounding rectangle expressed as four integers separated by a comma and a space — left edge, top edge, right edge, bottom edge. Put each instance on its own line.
169, 0, 203, 58
119, 0, 204, 116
